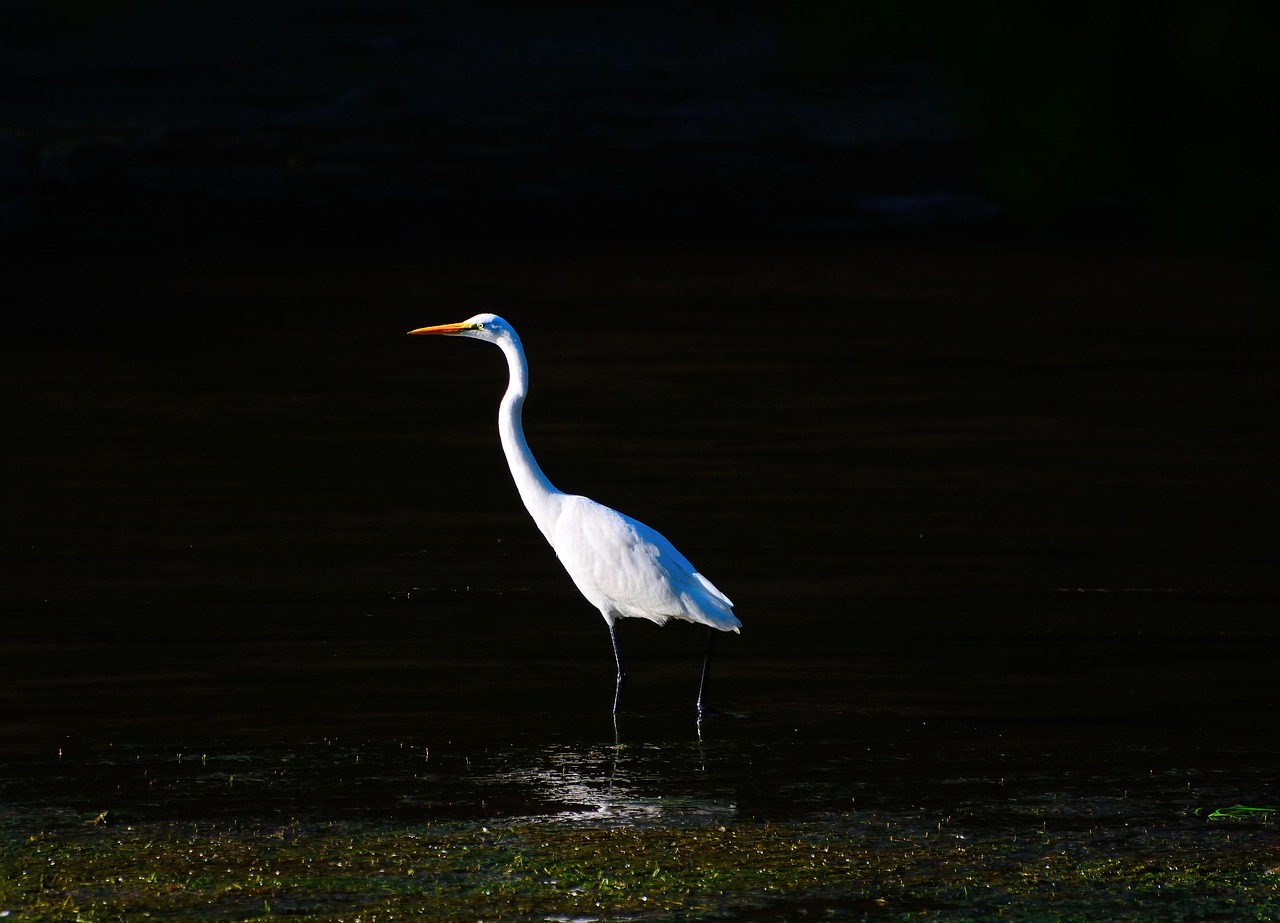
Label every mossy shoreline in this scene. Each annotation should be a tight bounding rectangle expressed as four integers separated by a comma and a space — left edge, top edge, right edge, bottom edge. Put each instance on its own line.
5, 805, 1276, 921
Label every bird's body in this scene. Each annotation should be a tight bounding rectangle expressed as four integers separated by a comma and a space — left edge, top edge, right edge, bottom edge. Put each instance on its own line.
409, 313, 739, 713
545, 493, 739, 632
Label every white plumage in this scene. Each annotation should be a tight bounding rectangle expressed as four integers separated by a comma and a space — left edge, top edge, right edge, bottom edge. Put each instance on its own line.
551, 493, 738, 630
409, 313, 739, 714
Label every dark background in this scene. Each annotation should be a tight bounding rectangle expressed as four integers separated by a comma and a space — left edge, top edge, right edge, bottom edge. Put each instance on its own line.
4, 0, 1278, 252
2, 1, 1278, 750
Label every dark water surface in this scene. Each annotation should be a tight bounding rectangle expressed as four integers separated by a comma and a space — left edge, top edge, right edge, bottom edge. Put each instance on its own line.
3, 243, 1278, 916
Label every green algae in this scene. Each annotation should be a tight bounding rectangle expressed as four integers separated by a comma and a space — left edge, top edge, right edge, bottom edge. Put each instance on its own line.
1205, 805, 1277, 822
4, 811, 1278, 921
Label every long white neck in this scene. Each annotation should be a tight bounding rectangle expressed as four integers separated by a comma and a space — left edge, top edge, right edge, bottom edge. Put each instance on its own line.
495, 334, 563, 538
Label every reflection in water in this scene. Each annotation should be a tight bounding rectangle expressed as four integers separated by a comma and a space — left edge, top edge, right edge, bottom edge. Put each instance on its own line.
471, 713, 741, 826
483, 743, 719, 825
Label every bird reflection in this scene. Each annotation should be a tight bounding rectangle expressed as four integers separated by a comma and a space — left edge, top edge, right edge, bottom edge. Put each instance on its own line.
481, 721, 734, 824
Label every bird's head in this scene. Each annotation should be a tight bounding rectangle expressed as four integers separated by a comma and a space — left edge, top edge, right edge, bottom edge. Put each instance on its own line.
407, 313, 514, 344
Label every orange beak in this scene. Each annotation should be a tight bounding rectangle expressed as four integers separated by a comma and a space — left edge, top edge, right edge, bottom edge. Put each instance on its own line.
407, 322, 472, 336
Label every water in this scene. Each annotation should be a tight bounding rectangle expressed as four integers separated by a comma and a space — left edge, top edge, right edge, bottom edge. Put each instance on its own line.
3, 242, 1277, 917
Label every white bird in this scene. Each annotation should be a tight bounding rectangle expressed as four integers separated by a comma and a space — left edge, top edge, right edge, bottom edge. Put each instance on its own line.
408, 313, 740, 715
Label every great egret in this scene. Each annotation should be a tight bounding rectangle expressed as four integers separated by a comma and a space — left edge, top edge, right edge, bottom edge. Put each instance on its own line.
408, 314, 740, 715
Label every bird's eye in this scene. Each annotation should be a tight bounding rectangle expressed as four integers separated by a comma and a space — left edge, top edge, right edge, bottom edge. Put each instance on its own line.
475, 322, 486, 330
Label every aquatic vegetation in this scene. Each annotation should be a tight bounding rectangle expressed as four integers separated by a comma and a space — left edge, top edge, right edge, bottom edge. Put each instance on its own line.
1205, 804, 1277, 822
4, 808, 1278, 921
4, 730, 1278, 920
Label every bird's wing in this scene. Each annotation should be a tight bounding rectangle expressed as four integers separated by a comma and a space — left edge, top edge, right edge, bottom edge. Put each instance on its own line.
692, 571, 734, 608
551, 495, 738, 630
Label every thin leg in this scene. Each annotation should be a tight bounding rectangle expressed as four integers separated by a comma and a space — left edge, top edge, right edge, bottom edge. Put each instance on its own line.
609, 621, 627, 714
696, 627, 717, 716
